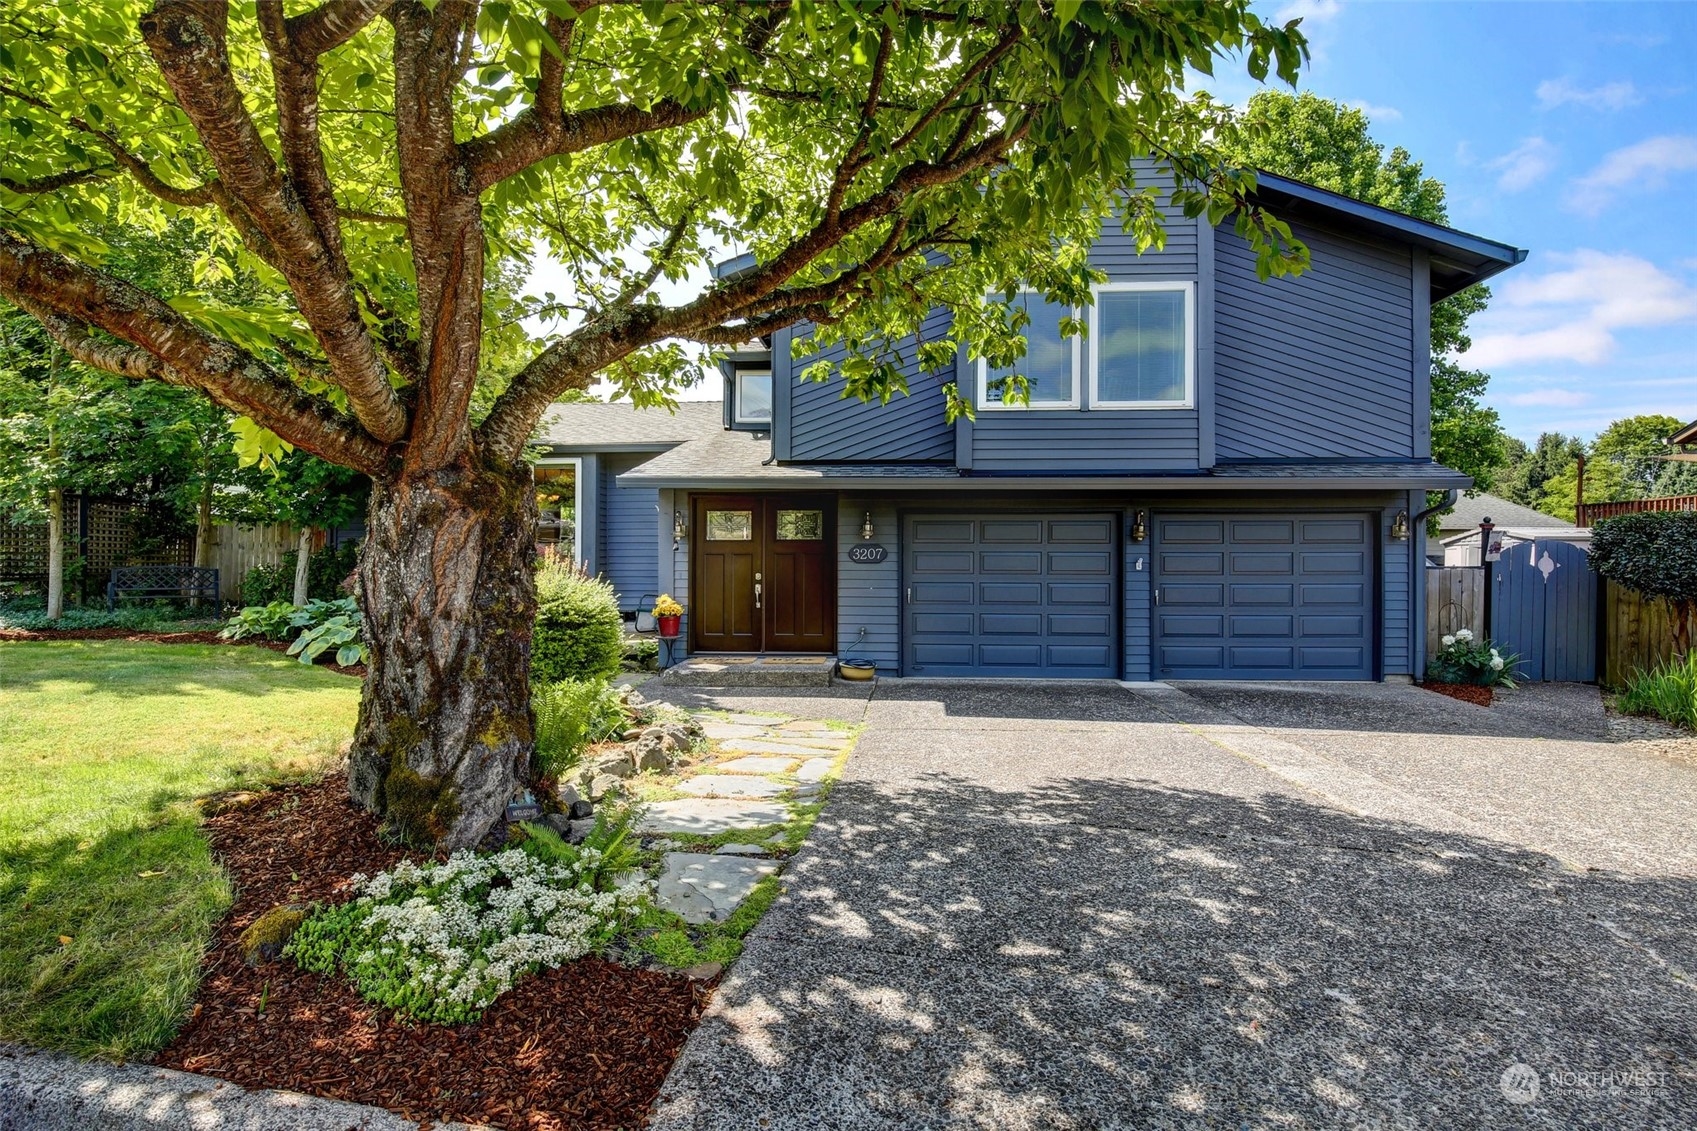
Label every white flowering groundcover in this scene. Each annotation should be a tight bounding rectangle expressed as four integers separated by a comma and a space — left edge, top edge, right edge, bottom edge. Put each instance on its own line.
286, 847, 651, 1023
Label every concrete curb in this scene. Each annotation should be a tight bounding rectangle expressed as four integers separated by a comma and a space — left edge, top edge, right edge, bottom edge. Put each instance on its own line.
0, 1043, 487, 1131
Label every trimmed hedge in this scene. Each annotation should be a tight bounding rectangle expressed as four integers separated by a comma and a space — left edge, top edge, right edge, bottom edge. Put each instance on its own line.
1591, 511, 1697, 654
532, 561, 624, 683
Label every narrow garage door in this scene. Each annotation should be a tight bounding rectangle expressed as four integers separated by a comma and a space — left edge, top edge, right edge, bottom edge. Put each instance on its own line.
905, 514, 1118, 677
1154, 514, 1373, 680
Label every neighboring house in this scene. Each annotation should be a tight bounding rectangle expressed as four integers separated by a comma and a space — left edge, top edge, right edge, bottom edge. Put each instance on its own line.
535, 170, 1526, 682
1432, 492, 1575, 567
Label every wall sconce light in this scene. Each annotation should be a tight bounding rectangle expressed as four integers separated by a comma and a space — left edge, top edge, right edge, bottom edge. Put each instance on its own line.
861, 512, 876, 541
1130, 510, 1147, 543
672, 510, 687, 543
1390, 510, 1410, 540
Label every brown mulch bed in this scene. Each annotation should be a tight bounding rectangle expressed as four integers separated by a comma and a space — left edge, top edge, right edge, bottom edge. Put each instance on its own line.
153, 780, 711, 1130
1423, 681, 1493, 707
0, 627, 365, 677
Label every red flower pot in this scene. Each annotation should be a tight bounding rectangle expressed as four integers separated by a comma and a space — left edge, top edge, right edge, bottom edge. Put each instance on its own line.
657, 614, 681, 639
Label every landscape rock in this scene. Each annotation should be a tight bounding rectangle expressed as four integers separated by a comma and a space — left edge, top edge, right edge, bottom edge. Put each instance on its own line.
237, 904, 308, 966
540, 813, 573, 837
795, 757, 836, 783
589, 752, 636, 779
586, 773, 624, 801
555, 782, 596, 819
566, 818, 596, 844
716, 755, 799, 775
682, 961, 723, 981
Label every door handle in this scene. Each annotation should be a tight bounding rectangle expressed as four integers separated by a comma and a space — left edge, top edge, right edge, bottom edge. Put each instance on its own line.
1154, 588, 1161, 605
906, 587, 913, 605
754, 581, 762, 610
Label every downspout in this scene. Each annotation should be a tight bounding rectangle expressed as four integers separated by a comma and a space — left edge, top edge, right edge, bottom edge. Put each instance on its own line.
1412, 489, 1458, 528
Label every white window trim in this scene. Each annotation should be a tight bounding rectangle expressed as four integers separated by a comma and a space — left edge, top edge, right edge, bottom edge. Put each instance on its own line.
533, 456, 585, 570
1088, 280, 1196, 410
734, 369, 774, 425
975, 290, 1082, 411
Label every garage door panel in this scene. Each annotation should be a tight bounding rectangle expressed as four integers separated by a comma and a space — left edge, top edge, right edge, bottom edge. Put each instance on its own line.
1229, 583, 1293, 606
914, 550, 975, 572
980, 613, 1043, 635
1161, 551, 1225, 574
1049, 581, 1112, 604
905, 512, 1117, 677
981, 520, 1043, 543
1230, 551, 1295, 574
981, 550, 1043, 573
1229, 520, 1295, 543
1231, 615, 1294, 636
1156, 512, 1372, 680
913, 519, 976, 543
1049, 613, 1112, 635
980, 582, 1042, 604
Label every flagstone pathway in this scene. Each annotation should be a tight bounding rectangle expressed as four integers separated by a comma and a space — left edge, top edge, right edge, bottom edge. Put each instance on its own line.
636, 711, 855, 923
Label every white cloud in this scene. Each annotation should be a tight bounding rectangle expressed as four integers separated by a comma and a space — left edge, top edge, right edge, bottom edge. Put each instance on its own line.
1486, 137, 1557, 193
1567, 135, 1697, 215
1345, 99, 1401, 123
1273, 0, 1341, 24
1466, 250, 1697, 369
1501, 389, 1592, 408
1535, 77, 1642, 111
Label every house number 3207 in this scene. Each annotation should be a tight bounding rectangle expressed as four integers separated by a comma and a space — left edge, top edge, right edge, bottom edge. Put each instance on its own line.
847, 544, 888, 564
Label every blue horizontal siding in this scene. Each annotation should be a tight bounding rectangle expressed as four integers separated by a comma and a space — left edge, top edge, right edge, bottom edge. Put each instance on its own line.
836, 496, 900, 671
1214, 220, 1415, 460
599, 453, 660, 612
788, 309, 956, 462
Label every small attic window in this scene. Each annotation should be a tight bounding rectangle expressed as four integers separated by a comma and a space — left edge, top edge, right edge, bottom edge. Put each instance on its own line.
735, 370, 773, 425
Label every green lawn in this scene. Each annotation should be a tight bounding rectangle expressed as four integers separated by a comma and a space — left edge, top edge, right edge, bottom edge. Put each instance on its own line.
0, 640, 360, 1059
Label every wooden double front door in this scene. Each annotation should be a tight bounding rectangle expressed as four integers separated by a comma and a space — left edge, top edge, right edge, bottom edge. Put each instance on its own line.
691, 495, 835, 653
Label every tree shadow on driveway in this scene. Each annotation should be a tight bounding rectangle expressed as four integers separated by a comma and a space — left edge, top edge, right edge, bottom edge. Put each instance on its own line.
651, 772, 1697, 1130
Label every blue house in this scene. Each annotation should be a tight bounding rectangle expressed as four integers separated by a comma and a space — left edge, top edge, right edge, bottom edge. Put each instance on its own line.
536, 172, 1525, 682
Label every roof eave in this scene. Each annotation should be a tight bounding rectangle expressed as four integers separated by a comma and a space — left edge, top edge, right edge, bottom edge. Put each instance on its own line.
617, 471, 1473, 491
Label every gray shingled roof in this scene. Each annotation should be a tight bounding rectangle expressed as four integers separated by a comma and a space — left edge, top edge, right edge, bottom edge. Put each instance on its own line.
534, 400, 724, 450
1437, 492, 1572, 534
618, 438, 1471, 490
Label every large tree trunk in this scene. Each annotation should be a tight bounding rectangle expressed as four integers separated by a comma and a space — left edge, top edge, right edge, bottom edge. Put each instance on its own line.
292, 526, 313, 606
347, 459, 539, 849
46, 487, 64, 620
195, 479, 215, 607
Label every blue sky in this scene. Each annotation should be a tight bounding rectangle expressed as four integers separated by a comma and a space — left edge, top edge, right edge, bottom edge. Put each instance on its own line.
1201, 0, 1697, 443
533, 2, 1695, 443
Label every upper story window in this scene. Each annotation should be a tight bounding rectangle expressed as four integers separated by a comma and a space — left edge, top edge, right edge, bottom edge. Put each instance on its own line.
977, 291, 1080, 410
734, 369, 773, 425
1091, 282, 1194, 409
977, 282, 1194, 412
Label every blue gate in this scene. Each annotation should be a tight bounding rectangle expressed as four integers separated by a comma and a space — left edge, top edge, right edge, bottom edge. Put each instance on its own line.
1489, 537, 1596, 681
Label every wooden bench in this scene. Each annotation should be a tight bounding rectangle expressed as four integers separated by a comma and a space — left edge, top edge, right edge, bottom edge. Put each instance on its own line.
105, 565, 220, 611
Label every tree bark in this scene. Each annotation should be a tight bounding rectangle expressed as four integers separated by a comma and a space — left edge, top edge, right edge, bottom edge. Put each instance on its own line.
347, 458, 538, 849
293, 525, 314, 606
46, 488, 65, 620
195, 479, 215, 570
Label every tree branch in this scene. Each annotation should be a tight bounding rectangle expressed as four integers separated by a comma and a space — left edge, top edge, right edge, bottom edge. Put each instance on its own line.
462, 98, 712, 195
140, 0, 407, 444
286, 0, 394, 57
0, 167, 113, 194
0, 230, 393, 474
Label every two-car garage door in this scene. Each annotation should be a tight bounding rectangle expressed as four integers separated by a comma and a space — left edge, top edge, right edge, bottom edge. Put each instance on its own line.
902, 510, 1374, 680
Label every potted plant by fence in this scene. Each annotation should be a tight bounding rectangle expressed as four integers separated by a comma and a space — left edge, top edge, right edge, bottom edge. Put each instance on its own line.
653, 595, 683, 639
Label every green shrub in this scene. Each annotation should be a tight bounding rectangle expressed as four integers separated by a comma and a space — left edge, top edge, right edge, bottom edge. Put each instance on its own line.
531, 677, 628, 778
0, 603, 218, 632
532, 561, 624, 683
1591, 512, 1697, 655
1426, 627, 1519, 687
239, 541, 361, 606
521, 802, 643, 892
219, 601, 298, 642
1618, 652, 1697, 730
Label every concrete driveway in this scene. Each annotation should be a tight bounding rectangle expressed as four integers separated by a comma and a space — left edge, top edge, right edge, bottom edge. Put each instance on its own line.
647, 680, 1697, 1130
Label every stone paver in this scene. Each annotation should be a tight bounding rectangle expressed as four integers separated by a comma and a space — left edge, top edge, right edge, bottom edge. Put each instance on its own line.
657, 853, 780, 924
650, 681, 1697, 1131
713, 843, 769, 856
696, 721, 768, 741
723, 713, 788, 725
676, 774, 789, 799
721, 738, 847, 758
793, 756, 835, 783
637, 798, 790, 835
715, 755, 800, 775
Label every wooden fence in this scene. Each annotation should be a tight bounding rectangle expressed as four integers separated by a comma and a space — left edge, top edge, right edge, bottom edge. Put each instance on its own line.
1424, 566, 1485, 661
1578, 494, 1697, 526
208, 523, 304, 601
1600, 579, 1697, 687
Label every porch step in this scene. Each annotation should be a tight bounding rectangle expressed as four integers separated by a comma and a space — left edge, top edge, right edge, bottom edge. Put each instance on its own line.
660, 654, 837, 687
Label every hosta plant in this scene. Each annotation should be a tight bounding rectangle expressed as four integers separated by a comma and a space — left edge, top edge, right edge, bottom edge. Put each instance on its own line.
219, 601, 298, 642
286, 598, 366, 666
